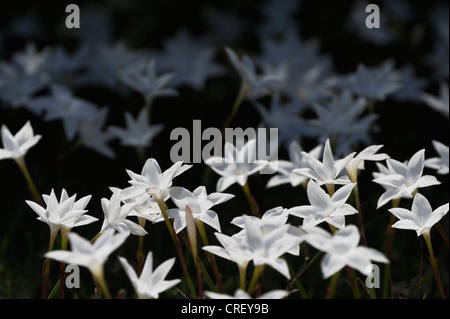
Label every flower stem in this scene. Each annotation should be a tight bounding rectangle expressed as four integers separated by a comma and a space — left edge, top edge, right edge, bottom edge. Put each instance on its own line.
239, 265, 248, 291
42, 228, 58, 298
242, 182, 260, 217
345, 266, 361, 299
325, 271, 340, 299
136, 217, 146, 277
352, 182, 368, 246
196, 220, 225, 293
247, 264, 265, 295
94, 268, 112, 299
15, 156, 43, 206
222, 83, 249, 131
383, 198, 400, 299
59, 229, 70, 299
423, 231, 446, 299
155, 198, 197, 298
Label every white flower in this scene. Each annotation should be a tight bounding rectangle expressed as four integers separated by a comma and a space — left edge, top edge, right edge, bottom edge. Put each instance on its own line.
345, 144, 390, 182
26, 188, 96, 235
205, 138, 269, 192
425, 140, 449, 175
167, 186, 234, 233
118, 59, 178, 106
421, 82, 449, 118
126, 158, 192, 202
118, 186, 163, 224
205, 288, 287, 299
304, 225, 388, 279
108, 107, 164, 148
288, 180, 357, 229
373, 149, 441, 208
266, 141, 322, 188
100, 188, 147, 236
45, 229, 127, 280
293, 139, 355, 186
119, 252, 181, 299
389, 193, 449, 237
0, 121, 42, 161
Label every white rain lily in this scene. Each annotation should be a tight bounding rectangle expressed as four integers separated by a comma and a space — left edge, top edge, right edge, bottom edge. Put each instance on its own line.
126, 158, 192, 202
425, 140, 449, 175
231, 207, 305, 256
293, 139, 355, 187
0, 121, 42, 161
100, 188, 147, 236
119, 252, 181, 299
389, 193, 449, 237
345, 144, 390, 182
205, 288, 287, 299
267, 141, 322, 188
167, 186, 234, 233
118, 59, 178, 106
421, 82, 449, 118
288, 180, 358, 229
304, 225, 388, 279
26, 188, 96, 236
373, 149, 441, 208
108, 107, 164, 148
205, 139, 269, 192
45, 229, 127, 298
118, 185, 163, 224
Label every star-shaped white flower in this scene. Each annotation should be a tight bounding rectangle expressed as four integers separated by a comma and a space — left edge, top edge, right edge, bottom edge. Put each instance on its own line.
119, 252, 181, 299
293, 139, 355, 186
345, 144, 390, 182
100, 188, 147, 236
45, 229, 127, 280
0, 121, 42, 161
425, 140, 449, 175
108, 107, 164, 148
373, 149, 441, 208
167, 186, 234, 233
421, 82, 449, 118
26, 188, 96, 236
389, 193, 449, 237
205, 138, 269, 192
304, 225, 388, 279
126, 158, 192, 202
288, 180, 358, 229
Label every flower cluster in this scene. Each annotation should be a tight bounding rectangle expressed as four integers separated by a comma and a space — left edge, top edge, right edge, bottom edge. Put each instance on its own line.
0, 1, 448, 300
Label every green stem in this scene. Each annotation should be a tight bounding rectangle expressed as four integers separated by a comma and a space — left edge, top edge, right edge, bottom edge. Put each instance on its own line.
42, 228, 58, 298
59, 229, 70, 299
352, 182, 368, 246
247, 264, 265, 295
239, 265, 248, 291
325, 271, 340, 299
222, 83, 250, 131
155, 198, 197, 299
196, 220, 225, 293
383, 198, 400, 299
345, 266, 361, 299
94, 267, 112, 299
423, 231, 446, 299
136, 218, 146, 277
242, 182, 260, 217
15, 156, 43, 205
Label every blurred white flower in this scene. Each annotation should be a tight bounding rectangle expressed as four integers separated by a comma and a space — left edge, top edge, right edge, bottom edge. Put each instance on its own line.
108, 107, 164, 149
345, 144, 390, 182
421, 82, 449, 118
425, 140, 449, 175
119, 252, 180, 299
288, 180, 357, 229
373, 149, 441, 208
304, 225, 388, 278
205, 288, 287, 299
389, 193, 449, 237
0, 121, 42, 161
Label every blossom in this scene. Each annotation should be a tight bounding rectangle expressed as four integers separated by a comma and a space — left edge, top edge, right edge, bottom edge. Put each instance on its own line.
118, 186, 163, 224
108, 107, 164, 148
304, 225, 388, 278
25, 188, 96, 235
45, 229, 127, 280
389, 193, 449, 237
345, 144, 390, 182
118, 252, 181, 299
421, 82, 449, 118
326, 60, 402, 101
100, 188, 146, 236
118, 59, 178, 106
373, 149, 441, 208
293, 139, 355, 186
288, 180, 358, 229
126, 158, 192, 202
205, 288, 287, 299
25, 84, 99, 141
425, 140, 449, 175
167, 186, 234, 233
0, 121, 42, 161
266, 141, 322, 188
205, 138, 269, 192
